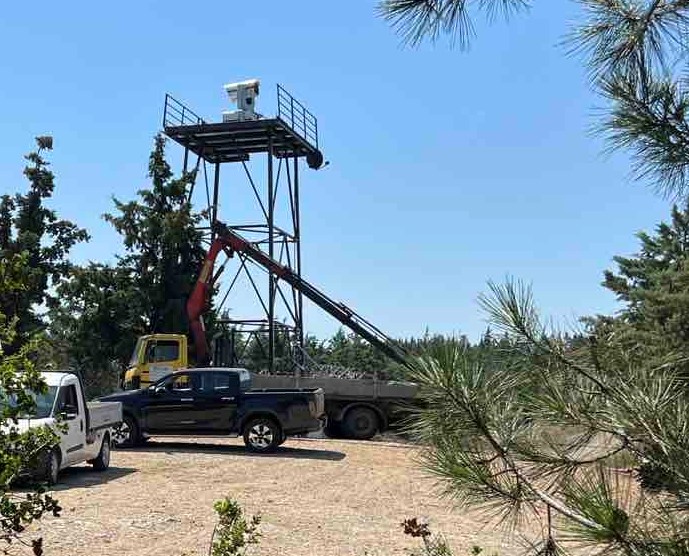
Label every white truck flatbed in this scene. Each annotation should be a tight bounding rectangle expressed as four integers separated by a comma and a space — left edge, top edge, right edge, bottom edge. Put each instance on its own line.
87, 401, 122, 431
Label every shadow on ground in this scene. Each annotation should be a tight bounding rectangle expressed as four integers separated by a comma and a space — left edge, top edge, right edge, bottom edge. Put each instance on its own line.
118, 439, 346, 461
12, 465, 138, 492
50, 466, 137, 491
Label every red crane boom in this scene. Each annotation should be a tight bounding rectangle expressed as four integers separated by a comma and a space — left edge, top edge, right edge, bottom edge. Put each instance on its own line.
186, 220, 411, 369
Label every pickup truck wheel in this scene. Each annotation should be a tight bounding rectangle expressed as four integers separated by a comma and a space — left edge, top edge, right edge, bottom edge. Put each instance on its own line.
243, 418, 281, 453
343, 407, 379, 440
113, 415, 140, 448
44, 448, 60, 486
91, 435, 111, 471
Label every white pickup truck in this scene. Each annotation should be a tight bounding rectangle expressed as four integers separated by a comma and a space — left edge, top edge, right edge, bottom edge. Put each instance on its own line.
15, 371, 122, 484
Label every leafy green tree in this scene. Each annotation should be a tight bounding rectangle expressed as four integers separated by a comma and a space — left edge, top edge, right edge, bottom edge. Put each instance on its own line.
0, 253, 61, 555
242, 328, 296, 374
103, 134, 207, 336
0, 138, 89, 354
51, 135, 209, 392
49, 264, 147, 396
325, 329, 390, 374
301, 328, 401, 378
301, 329, 475, 380
303, 333, 327, 362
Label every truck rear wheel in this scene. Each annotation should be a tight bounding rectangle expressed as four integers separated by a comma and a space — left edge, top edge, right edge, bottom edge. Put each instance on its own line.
91, 434, 111, 471
113, 415, 140, 448
343, 407, 379, 440
243, 418, 281, 453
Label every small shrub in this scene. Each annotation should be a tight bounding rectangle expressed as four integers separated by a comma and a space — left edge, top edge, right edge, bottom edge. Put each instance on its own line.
401, 518, 453, 556
209, 497, 261, 556
401, 518, 499, 556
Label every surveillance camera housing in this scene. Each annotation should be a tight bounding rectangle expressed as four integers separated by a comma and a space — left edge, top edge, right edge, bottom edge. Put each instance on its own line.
223, 79, 260, 123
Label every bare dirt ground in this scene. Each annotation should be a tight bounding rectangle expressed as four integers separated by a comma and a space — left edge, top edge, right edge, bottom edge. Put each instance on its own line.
31, 437, 537, 556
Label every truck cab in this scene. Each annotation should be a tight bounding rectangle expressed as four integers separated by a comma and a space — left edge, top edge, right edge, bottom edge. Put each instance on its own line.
14, 371, 122, 484
124, 334, 188, 390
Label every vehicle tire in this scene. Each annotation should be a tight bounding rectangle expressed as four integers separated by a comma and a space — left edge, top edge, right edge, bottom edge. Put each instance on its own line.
342, 407, 379, 440
242, 417, 281, 453
112, 415, 140, 448
277, 431, 287, 446
91, 434, 111, 471
44, 448, 60, 486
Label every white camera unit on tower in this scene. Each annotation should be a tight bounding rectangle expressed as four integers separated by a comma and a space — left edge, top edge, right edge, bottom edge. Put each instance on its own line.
222, 79, 260, 123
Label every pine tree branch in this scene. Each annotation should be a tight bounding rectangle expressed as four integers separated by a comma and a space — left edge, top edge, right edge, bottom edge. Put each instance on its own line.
601, 73, 689, 197
377, 0, 529, 47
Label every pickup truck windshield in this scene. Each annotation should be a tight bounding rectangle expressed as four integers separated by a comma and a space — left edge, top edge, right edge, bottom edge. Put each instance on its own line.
2, 386, 58, 419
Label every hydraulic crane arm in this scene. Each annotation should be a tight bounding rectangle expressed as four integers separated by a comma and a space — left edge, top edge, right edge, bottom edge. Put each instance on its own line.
186, 220, 411, 370
186, 238, 226, 366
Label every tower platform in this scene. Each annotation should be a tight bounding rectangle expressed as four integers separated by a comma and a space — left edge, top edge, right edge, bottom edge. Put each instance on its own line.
164, 118, 321, 166
162, 85, 324, 168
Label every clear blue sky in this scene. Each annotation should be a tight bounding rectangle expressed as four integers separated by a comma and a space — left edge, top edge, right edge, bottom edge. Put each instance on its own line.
0, 1, 672, 342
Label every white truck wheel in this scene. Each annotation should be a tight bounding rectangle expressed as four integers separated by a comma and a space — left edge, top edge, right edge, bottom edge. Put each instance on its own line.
91, 435, 111, 471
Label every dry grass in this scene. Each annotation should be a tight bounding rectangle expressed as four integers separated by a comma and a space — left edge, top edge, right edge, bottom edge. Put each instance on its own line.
30, 436, 537, 556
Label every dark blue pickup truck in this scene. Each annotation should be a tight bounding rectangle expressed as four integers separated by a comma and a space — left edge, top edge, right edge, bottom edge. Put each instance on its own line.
100, 368, 325, 452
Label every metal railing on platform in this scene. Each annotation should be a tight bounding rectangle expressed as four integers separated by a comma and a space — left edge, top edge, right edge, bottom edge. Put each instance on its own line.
164, 87, 319, 152
163, 93, 205, 128
277, 84, 318, 149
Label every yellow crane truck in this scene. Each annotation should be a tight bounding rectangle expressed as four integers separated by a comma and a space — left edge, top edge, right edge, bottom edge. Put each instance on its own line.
123, 221, 417, 440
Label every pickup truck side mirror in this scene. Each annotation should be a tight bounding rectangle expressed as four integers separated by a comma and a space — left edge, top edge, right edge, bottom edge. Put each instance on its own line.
60, 404, 78, 420
149, 385, 167, 395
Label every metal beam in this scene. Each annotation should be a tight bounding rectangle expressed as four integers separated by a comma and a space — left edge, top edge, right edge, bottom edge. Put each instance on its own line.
267, 133, 275, 373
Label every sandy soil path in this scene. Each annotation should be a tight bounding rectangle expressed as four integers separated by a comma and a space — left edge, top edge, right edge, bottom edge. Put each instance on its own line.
31, 436, 534, 555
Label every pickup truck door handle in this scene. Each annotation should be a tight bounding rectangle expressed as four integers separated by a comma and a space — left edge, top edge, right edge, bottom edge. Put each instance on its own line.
180, 398, 194, 402
221, 397, 235, 402
80, 420, 83, 432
